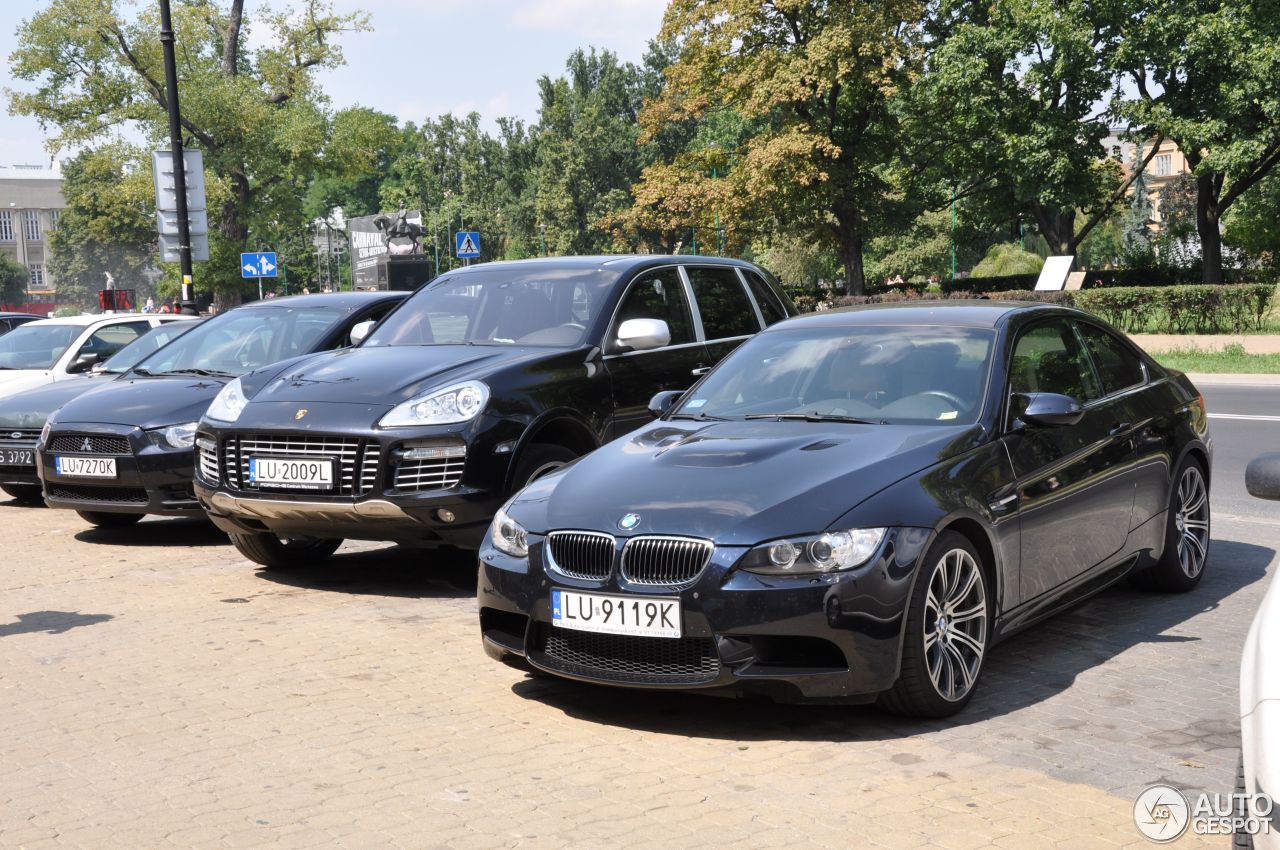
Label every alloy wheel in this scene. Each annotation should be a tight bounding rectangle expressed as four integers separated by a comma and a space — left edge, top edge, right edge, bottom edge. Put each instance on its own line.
1174, 465, 1209, 579
923, 548, 988, 702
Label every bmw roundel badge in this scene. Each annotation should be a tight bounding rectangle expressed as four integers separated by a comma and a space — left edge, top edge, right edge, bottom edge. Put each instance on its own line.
618, 513, 641, 531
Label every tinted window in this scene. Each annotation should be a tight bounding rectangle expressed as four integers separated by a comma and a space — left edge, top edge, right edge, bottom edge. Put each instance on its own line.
613, 269, 695, 346
1077, 323, 1145, 395
686, 266, 760, 340
1009, 321, 1101, 403
367, 268, 618, 348
137, 306, 343, 376
677, 325, 994, 425
743, 269, 788, 326
100, 321, 199, 374
79, 321, 151, 359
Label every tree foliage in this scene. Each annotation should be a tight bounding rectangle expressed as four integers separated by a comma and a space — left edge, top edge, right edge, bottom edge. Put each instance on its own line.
0, 254, 29, 307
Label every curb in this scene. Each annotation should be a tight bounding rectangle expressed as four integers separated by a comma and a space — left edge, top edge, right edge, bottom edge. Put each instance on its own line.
1184, 373, 1280, 387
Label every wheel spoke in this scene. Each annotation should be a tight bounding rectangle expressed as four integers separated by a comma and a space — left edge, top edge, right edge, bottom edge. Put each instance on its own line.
944, 643, 974, 693
1182, 529, 1206, 560
949, 602, 986, 625
948, 567, 979, 610
950, 628, 985, 660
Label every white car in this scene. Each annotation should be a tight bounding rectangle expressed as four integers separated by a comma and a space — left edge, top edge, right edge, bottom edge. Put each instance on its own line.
0, 313, 192, 400
1241, 453, 1280, 849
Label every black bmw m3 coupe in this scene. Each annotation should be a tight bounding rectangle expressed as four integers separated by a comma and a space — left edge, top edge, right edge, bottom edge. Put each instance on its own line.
478, 301, 1212, 717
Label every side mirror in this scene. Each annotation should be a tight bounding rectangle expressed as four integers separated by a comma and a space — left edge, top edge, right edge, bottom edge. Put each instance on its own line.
648, 390, 684, 418
1017, 392, 1084, 427
67, 352, 102, 374
349, 320, 375, 346
1246, 453, 1280, 501
615, 318, 671, 353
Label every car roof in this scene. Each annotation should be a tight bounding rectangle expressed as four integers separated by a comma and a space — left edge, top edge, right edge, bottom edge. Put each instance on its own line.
766, 299, 1087, 331
236, 291, 407, 310
442, 255, 760, 275
0, 312, 39, 319
21, 312, 170, 327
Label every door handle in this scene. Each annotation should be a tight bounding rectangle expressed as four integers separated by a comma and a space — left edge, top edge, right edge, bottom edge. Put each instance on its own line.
1109, 422, 1132, 436
691, 365, 711, 377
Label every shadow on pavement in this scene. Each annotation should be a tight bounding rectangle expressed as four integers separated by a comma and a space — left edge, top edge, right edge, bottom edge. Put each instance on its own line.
253, 543, 478, 600
508, 537, 1273, 742
0, 610, 113, 637
73, 517, 230, 547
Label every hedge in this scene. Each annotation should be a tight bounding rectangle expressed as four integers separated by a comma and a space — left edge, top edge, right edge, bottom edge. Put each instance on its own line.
940, 268, 1274, 295
828, 283, 1277, 334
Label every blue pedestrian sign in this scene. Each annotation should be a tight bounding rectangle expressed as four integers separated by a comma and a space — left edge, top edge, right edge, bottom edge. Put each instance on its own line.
455, 231, 481, 259
240, 252, 278, 278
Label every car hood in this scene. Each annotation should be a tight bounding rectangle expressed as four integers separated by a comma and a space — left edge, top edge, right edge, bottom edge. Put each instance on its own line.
0, 375, 104, 429
0, 371, 54, 399
48, 374, 228, 430
516, 419, 984, 545
244, 344, 561, 406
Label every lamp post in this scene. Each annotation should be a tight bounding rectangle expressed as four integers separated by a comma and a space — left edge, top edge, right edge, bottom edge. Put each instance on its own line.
158, 0, 198, 315
539, 223, 547, 257
950, 187, 957, 282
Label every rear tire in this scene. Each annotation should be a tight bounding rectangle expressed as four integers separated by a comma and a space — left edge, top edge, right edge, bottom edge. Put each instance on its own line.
511, 443, 578, 492
1130, 456, 1209, 593
1234, 752, 1254, 849
76, 510, 144, 528
1, 483, 44, 504
878, 531, 991, 718
230, 532, 342, 569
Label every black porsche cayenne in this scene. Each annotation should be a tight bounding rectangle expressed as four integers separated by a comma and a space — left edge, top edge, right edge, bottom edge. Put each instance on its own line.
477, 301, 1212, 717
194, 256, 794, 568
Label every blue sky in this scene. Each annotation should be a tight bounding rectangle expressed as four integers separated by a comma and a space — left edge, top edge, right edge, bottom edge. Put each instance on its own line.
0, 0, 668, 166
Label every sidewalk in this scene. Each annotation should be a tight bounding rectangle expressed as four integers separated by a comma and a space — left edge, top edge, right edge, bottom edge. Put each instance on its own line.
1131, 333, 1280, 353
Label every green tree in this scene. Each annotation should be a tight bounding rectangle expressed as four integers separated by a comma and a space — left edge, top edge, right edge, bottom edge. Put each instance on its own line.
9, 0, 368, 307
1117, 0, 1280, 282
636, 0, 925, 294
0, 254, 28, 307
1121, 147, 1155, 266
46, 144, 157, 310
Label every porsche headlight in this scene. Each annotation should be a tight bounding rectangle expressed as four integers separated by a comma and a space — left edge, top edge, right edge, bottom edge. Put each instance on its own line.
206, 377, 248, 423
742, 528, 886, 575
148, 421, 198, 450
489, 506, 529, 558
380, 380, 489, 428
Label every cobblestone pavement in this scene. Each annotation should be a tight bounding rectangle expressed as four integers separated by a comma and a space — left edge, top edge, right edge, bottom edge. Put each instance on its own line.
0, 498, 1270, 849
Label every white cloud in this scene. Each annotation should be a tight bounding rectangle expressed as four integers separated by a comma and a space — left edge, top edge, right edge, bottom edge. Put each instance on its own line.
510, 0, 667, 43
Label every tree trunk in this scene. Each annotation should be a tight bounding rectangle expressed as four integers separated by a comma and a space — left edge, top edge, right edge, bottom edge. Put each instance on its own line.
833, 206, 866, 296
1195, 172, 1224, 284
1031, 203, 1077, 257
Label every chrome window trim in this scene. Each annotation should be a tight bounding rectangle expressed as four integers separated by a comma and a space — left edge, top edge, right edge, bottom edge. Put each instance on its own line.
601, 263, 700, 354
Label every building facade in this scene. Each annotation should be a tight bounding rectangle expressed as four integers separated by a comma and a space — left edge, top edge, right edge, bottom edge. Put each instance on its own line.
1100, 131, 1192, 230
0, 163, 66, 308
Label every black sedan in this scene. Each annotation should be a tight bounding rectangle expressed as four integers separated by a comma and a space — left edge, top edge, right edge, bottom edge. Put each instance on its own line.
37, 292, 405, 528
478, 301, 1212, 717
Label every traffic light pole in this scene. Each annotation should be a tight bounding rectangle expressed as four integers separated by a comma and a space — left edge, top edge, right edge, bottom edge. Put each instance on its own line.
159, 0, 198, 316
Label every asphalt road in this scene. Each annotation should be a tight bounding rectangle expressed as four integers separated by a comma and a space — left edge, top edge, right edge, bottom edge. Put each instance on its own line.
1201, 381, 1280, 519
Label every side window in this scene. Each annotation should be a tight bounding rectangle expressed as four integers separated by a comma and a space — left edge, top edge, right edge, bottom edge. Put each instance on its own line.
743, 269, 789, 326
686, 266, 761, 340
1076, 323, 1145, 395
1009, 320, 1101, 405
80, 321, 150, 359
613, 269, 695, 347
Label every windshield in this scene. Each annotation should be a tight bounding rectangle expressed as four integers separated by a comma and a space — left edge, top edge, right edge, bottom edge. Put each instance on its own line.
99, 321, 199, 374
0, 323, 82, 370
675, 325, 996, 425
133, 306, 344, 377
365, 267, 619, 348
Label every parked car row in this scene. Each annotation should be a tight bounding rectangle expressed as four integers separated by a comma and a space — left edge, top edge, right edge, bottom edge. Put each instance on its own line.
0, 256, 1214, 722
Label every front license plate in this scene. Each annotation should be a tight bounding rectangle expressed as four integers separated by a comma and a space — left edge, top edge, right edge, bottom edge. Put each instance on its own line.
551, 589, 681, 639
248, 456, 334, 490
2, 448, 33, 466
54, 456, 117, 478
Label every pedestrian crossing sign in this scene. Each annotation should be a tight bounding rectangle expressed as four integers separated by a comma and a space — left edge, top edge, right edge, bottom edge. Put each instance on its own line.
455, 231, 481, 259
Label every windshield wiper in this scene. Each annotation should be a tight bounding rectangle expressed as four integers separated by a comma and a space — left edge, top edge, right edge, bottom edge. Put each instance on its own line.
138, 367, 237, 379
668, 411, 730, 422
744, 411, 883, 424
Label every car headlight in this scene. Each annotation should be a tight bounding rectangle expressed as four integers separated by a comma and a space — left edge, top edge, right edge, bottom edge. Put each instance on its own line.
380, 380, 489, 428
39, 420, 51, 446
741, 528, 887, 575
489, 506, 529, 558
148, 421, 198, 450
206, 377, 248, 423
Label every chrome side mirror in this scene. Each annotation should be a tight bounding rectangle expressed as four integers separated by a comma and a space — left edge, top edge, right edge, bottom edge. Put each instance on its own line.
349, 320, 375, 346
615, 318, 671, 353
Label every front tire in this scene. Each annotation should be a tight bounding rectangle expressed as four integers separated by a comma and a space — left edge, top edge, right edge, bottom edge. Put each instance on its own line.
1, 483, 44, 504
879, 531, 990, 718
230, 532, 343, 569
1131, 457, 1209, 593
511, 443, 578, 492
76, 510, 143, 528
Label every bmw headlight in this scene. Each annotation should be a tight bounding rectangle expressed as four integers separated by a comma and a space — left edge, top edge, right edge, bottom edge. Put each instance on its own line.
380, 380, 489, 428
148, 421, 198, 450
489, 506, 529, 558
206, 377, 248, 423
742, 528, 887, 575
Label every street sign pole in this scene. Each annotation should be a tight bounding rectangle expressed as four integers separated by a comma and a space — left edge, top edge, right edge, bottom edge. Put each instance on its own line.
158, 0, 197, 316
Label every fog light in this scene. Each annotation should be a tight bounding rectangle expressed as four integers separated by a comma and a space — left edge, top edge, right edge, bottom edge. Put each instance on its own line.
437, 508, 456, 523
